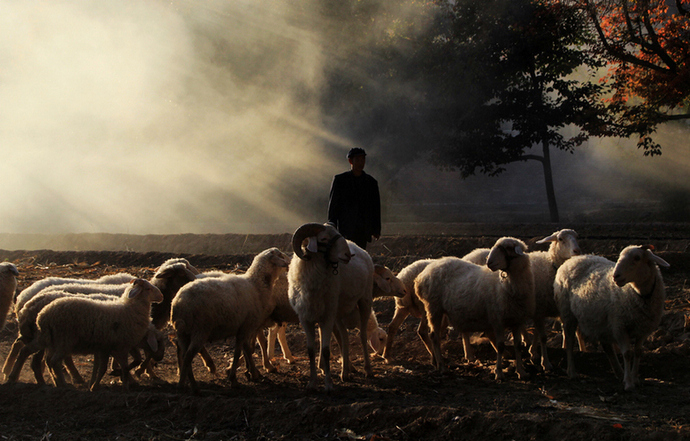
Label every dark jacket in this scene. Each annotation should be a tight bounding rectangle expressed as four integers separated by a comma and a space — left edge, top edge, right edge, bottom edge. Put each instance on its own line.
327, 171, 381, 245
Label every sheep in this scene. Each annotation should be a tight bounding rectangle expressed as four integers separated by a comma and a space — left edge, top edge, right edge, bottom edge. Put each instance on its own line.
171, 247, 290, 393
525, 229, 581, 370
287, 222, 374, 393
459, 229, 582, 370
381, 259, 437, 364
0, 262, 19, 331
6, 258, 199, 381
337, 264, 405, 358
14, 271, 135, 313
261, 264, 404, 369
34, 278, 163, 390
554, 245, 670, 390
4, 290, 119, 384
416, 237, 535, 380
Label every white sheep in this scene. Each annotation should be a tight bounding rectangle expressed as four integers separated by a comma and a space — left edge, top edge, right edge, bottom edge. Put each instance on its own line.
416, 237, 535, 380
261, 263, 404, 370
527, 229, 581, 370
35, 278, 163, 390
0, 262, 19, 331
14, 271, 135, 313
11, 258, 199, 379
171, 247, 290, 393
4, 290, 119, 384
287, 222, 374, 393
554, 245, 669, 390
381, 259, 438, 364
458, 229, 581, 370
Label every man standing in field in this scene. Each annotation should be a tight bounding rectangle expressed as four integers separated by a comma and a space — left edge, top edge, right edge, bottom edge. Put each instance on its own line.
327, 147, 381, 250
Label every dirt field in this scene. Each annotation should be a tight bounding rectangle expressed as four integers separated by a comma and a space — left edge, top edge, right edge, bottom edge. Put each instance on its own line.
0, 226, 689, 440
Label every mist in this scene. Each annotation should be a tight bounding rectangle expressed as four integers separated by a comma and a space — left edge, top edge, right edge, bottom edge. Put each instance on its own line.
1, 1, 688, 236
0, 0, 354, 234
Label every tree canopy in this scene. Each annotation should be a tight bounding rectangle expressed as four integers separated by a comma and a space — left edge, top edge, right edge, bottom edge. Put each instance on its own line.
573, 0, 690, 153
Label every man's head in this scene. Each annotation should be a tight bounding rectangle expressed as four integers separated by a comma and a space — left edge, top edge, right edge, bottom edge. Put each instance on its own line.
347, 148, 366, 175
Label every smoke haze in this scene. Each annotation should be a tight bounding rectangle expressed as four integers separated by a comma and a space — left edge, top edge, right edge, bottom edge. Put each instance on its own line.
0, 1, 688, 236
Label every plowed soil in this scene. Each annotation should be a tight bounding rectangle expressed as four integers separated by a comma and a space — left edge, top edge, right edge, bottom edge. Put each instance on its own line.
0, 227, 689, 440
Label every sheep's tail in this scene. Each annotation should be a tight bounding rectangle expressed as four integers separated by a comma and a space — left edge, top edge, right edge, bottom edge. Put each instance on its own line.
172, 318, 187, 334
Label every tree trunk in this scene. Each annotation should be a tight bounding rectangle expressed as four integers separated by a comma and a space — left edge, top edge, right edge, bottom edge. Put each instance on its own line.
540, 141, 559, 223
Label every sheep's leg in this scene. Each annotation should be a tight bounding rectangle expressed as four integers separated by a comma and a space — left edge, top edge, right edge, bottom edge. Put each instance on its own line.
492, 329, 507, 381
318, 318, 336, 393
301, 319, 320, 391
328, 324, 353, 374
89, 352, 110, 390
529, 321, 542, 361
426, 310, 446, 372
576, 328, 587, 352
255, 330, 277, 373
275, 325, 295, 363
199, 346, 216, 374
31, 349, 47, 385
112, 350, 135, 391
267, 324, 278, 360
2, 338, 24, 381
632, 340, 644, 387
618, 339, 635, 391
176, 334, 200, 392
226, 337, 245, 387
357, 299, 373, 378
334, 320, 351, 382
510, 327, 528, 380
461, 332, 475, 363
6, 343, 37, 383
602, 343, 624, 379
63, 356, 85, 384
382, 307, 409, 363
135, 357, 158, 379
417, 317, 437, 366
125, 348, 143, 372
562, 318, 579, 379
533, 318, 553, 371
240, 337, 262, 381
45, 350, 67, 387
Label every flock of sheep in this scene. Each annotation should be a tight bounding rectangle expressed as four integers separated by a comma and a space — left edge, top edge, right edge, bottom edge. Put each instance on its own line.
0, 223, 671, 394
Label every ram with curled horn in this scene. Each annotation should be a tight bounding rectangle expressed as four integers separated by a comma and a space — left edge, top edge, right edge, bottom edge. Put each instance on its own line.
287, 222, 375, 393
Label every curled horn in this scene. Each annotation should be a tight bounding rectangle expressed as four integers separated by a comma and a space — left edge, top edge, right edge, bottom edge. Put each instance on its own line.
292, 223, 327, 260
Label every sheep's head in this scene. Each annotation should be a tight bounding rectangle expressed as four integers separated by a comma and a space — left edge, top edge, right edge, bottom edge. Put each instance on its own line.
373, 264, 406, 298
0, 262, 19, 277
487, 237, 528, 272
291, 222, 352, 264
157, 258, 200, 276
262, 247, 291, 269
142, 325, 166, 361
368, 327, 388, 355
153, 262, 197, 284
536, 229, 581, 261
612, 245, 670, 288
127, 278, 164, 303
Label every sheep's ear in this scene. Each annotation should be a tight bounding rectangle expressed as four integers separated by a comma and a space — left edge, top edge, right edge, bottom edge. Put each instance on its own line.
128, 284, 143, 298
645, 249, 670, 268
535, 233, 557, 244
514, 245, 525, 256
147, 331, 158, 353
306, 237, 318, 253
373, 272, 391, 294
